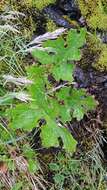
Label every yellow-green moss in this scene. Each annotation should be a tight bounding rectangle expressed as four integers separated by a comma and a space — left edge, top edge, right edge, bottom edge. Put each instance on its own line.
63, 15, 79, 28
88, 10, 107, 30
79, 33, 101, 68
0, 0, 9, 11
10, 0, 56, 10
46, 19, 57, 32
79, 32, 107, 71
98, 182, 107, 190
87, 33, 101, 51
82, 138, 95, 152
77, 0, 107, 30
23, 0, 33, 8
20, 13, 36, 40
8, 2, 38, 40
9, 0, 57, 39
93, 44, 107, 71
87, 33, 107, 71
77, 0, 97, 16
32, 0, 56, 10
11, 0, 33, 8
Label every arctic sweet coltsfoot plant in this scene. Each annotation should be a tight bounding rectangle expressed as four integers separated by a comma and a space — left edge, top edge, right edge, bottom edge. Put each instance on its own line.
6, 28, 98, 152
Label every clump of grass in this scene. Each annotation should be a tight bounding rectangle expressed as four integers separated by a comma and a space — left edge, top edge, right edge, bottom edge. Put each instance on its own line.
0, 10, 44, 189
48, 148, 105, 190
0, 11, 28, 76
0, 118, 48, 190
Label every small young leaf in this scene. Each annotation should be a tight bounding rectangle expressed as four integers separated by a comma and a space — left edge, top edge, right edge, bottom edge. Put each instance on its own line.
49, 163, 60, 171
54, 173, 65, 185
73, 107, 85, 121
28, 159, 39, 173
11, 182, 23, 190
23, 144, 36, 159
41, 121, 77, 152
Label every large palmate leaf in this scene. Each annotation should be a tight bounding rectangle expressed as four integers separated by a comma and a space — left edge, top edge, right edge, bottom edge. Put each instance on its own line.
32, 29, 86, 81
7, 66, 77, 152
41, 122, 77, 152
7, 104, 42, 130
53, 63, 75, 81
56, 87, 98, 121
6, 29, 97, 153
69, 89, 98, 120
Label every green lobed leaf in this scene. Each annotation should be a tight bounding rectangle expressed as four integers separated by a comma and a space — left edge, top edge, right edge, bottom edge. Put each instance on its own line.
56, 87, 97, 121
49, 163, 60, 171
67, 28, 86, 48
41, 119, 77, 152
32, 29, 86, 81
69, 88, 98, 121
11, 183, 23, 190
53, 63, 75, 81
41, 124, 59, 148
73, 107, 85, 121
6, 66, 77, 152
57, 127, 77, 152
6, 104, 42, 131
32, 49, 55, 64
28, 159, 39, 173
53, 173, 65, 185
58, 105, 71, 123
6, 28, 97, 153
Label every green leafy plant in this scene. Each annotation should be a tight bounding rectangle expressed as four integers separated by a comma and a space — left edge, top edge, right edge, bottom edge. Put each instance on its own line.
23, 144, 40, 173
49, 152, 102, 190
6, 29, 97, 152
11, 182, 23, 190
32, 28, 86, 81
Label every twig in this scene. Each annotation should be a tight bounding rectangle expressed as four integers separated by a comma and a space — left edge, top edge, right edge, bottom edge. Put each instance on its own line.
46, 82, 70, 94
3, 75, 33, 86
27, 28, 66, 46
